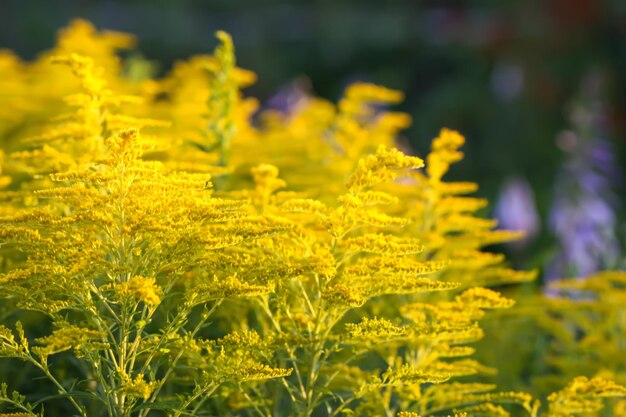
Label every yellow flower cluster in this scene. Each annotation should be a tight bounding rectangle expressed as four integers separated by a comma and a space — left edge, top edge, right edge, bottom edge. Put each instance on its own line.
115, 275, 162, 306
0, 19, 623, 417
120, 373, 156, 401
547, 377, 626, 417
33, 325, 105, 358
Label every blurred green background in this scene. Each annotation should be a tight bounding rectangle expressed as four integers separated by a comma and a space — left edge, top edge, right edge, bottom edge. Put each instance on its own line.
1, 0, 625, 276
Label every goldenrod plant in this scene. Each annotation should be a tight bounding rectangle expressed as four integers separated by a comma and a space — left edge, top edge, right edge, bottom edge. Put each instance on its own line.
0, 19, 625, 417
528, 272, 626, 411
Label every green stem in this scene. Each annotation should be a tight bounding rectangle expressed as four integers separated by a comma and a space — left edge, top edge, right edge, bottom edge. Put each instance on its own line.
28, 356, 87, 417
172, 383, 219, 417
138, 299, 223, 417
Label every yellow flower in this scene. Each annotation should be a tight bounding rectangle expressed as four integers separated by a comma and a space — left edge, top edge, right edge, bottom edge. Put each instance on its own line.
116, 276, 162, 306
120, 373, 156, 401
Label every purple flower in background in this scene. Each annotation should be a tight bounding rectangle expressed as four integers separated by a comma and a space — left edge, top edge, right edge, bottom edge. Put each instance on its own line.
265, 77, 311, 114
545, 71, 622, 281
494, 176, 540, 248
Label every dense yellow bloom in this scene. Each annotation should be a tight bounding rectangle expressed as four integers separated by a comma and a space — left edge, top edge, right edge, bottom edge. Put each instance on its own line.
0, 19, 624, 417
547, 377, 626, 417
34, 326, 104, 358
427, 127, 465, 183
120, 373, 156, 401
115, 275, 162, 306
